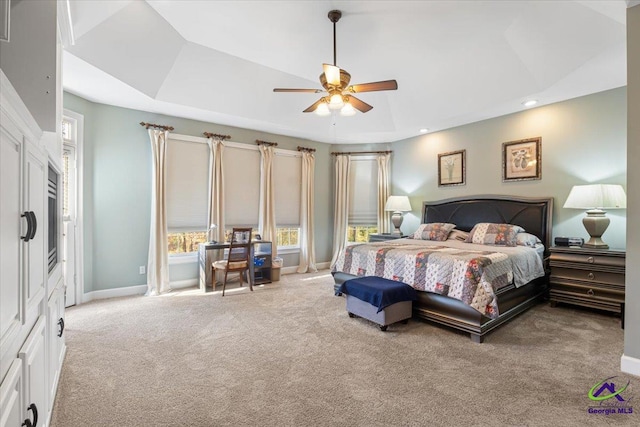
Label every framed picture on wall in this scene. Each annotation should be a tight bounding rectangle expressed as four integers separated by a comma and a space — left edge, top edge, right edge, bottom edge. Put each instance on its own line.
438, 150, 466, 186
502, 137, 541, 182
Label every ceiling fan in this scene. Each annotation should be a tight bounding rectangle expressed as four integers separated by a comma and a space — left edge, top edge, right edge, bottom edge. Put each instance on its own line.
273, 10, 398, 116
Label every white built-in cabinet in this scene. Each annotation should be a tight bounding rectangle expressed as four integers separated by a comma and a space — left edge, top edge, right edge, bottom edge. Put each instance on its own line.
1, 70, 65, 427
0, 360, 23, 427
46, 287, 65, 410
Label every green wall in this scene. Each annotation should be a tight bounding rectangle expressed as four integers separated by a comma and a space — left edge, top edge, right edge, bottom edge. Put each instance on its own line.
66, 86, 627, 293
391, 87, 627, 249
63, 92, 332, 292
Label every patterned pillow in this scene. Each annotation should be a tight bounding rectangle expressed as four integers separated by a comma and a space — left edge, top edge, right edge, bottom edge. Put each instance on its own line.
465, 223, 524, 246
411, 223, 456, 241
516, 232, 542, 247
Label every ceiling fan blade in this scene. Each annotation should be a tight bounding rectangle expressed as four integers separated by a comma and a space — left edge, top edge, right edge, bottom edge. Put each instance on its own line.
348, 96, 373, 113
348, 80, 398, 93
323, 63, 341, 86
303, 98, 325, 113
273, 88, 324, 93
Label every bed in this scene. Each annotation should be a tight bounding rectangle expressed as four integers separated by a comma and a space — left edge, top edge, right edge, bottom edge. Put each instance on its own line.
332, 195, 553, 342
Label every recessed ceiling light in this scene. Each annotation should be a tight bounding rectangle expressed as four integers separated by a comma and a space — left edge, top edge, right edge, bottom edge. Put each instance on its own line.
419, 128, 429, 133
522, 100, 538, 107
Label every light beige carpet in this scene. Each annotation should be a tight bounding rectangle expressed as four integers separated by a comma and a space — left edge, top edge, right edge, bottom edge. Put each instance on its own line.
51, 271, 636, 426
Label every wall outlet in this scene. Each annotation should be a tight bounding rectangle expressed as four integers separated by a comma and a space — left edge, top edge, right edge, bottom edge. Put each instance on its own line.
139, 266, 145, 275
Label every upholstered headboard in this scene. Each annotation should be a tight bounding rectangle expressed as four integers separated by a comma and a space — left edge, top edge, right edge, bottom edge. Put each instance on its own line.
421, 195, 554, 250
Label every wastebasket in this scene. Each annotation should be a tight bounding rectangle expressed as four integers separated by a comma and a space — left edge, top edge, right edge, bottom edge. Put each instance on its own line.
272, 257, 283, 281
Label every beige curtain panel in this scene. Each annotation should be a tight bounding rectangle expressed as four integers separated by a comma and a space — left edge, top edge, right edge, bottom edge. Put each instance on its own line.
259, 145, 277, 257
331, 155, 351, 267
297, 151, 317, 273
207, 137, 225, 243
146, 129, 171, 295
377, 153, 392, 234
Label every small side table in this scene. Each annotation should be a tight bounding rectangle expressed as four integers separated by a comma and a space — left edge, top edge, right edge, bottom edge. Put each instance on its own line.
369, 233, 406, 242
548, 246, 625, 327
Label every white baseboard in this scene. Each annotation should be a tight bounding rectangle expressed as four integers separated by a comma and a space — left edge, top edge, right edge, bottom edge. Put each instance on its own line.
282, 266, 298, 275
80, 266, 333, 303
82, 284, 147, 302
82, 279, 199, 303
621, 354, 640, 378
281, 262, 331, 275
170, 279, 198, 289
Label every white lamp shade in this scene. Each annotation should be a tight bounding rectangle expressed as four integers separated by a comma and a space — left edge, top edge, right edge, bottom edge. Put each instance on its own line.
328, 93, 344, 110
563, 184, 627, 209
315, 102, 330, 116
340, 102, 356, 116
385, 195, 412, 212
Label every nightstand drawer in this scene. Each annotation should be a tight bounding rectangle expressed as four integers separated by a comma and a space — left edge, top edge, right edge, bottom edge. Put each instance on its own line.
550, 267, 625, 286
549, 252, 625, 268
549, 281, 624, 313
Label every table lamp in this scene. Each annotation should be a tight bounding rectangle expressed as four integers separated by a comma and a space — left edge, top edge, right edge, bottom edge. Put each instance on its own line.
563, 184, 626, 249
385, 196, 412, 235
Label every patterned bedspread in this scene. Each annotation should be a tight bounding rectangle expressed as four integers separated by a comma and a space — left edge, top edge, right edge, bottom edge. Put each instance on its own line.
332, 242, 521, 319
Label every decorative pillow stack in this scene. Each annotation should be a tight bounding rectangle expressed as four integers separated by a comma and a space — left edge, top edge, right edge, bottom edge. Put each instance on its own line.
411, 223, 456, 241
465, 223, 524, 247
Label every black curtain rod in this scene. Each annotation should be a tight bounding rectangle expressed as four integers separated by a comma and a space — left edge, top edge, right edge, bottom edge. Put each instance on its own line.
203, 132, 231, 140
140, 122, 174, 131
256, 139, 278, 147
331, 150, 392, 156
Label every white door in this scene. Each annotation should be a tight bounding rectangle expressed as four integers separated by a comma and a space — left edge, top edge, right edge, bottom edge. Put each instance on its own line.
62, 220, 76, 306
62, 147, 78, 307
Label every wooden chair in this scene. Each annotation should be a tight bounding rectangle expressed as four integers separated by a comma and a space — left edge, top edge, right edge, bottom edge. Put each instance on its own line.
212, 227, 252, 296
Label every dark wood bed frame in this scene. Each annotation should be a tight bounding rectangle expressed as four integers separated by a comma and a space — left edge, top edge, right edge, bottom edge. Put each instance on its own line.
333, 195, 554, 343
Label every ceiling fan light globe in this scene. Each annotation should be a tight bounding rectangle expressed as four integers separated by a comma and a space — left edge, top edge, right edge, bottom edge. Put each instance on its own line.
340, 102, 356, 116
315, 102, 330, 116
329, 93, 345, 110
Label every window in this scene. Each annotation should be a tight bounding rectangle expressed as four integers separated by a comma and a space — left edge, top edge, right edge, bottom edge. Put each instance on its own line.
347, 156, 378, 243
274, 152, 301, 249
347, 225, 378, 244
224, 145, 260, 228
166, 137, 209, 255
277, 227, 300, 248
62, 119, 73, 142
168, 231, 208, 254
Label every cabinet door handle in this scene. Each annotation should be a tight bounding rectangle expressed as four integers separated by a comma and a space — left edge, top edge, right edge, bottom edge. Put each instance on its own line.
587, 272, 595, 280
21, 212, 32, 242
22, 403, 38, 427
587, 289, 595, 296
28, 211, 37, 240
587, 256, 594, 264
58, 318, 65, 337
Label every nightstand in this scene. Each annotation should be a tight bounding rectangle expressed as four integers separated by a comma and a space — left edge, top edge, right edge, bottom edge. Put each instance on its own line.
368, 233, 406, 242
548, 246, 625, 323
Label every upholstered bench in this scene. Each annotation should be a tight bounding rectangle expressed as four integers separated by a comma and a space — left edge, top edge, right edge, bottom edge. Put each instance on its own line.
336, 276, 417, 331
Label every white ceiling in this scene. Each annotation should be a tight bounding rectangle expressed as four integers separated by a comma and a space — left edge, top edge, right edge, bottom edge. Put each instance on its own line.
62, 0, 630, 144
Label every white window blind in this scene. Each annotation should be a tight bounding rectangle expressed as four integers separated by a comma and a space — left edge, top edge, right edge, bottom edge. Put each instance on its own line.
166, 138, 209, 232
274, 152, 301, 226
224, 145, 260, 226
348, 157, 378, 225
